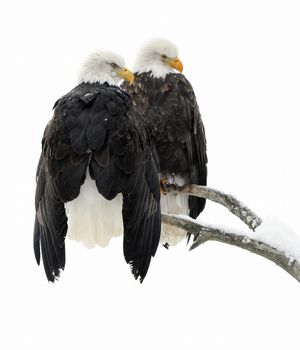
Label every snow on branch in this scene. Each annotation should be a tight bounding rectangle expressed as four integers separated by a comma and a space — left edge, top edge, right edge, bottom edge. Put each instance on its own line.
165, 183, 262, 231
161, 213, 300, 283
162, 184, 300, 282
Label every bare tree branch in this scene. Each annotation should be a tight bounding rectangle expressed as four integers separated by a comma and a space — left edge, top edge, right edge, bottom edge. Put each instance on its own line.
165, 183, 262, 231
162, 213, 300, 283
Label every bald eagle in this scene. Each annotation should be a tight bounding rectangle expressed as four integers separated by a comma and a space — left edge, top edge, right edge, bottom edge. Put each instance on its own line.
122, 38, 207, 246
34, 51, 161, 282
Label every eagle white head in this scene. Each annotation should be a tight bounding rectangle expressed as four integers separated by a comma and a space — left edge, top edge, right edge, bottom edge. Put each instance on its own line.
133, 38, 183, 79
78, 50, 134, 86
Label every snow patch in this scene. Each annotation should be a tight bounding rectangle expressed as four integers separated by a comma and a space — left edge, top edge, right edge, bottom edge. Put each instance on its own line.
252, 215, 300, 262
173, 213, 300, 262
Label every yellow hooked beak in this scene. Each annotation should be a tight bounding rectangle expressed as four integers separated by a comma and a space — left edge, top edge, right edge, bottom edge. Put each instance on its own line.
163, 57, 184, 73
117, 67, 134, 84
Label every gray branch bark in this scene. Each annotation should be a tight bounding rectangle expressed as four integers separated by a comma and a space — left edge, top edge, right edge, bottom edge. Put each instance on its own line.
162, 213, 300, 283
165, 183, 262, 231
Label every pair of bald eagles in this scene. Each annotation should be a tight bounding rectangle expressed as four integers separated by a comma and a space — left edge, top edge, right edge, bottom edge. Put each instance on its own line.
34, 38, 207, 282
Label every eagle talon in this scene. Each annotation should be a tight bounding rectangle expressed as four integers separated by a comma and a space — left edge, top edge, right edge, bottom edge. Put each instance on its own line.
160, 178, 168, 195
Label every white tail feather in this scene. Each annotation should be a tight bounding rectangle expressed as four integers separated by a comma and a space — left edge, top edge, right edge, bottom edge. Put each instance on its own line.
160, 176, 189, 246
65, 172, 123, 248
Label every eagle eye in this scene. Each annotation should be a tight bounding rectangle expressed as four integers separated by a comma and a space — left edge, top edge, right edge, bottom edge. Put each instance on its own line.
111, 63, 118, 69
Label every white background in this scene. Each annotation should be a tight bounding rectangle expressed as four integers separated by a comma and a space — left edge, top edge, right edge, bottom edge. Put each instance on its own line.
1, 0, 300, 349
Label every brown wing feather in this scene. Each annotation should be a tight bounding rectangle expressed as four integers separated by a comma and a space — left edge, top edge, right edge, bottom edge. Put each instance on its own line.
34, 83, 161, 282
122, 73, 207, 219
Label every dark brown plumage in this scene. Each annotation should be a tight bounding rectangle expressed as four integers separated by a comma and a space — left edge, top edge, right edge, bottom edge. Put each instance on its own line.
34, 82, 161, 282
122, 72, 207, 223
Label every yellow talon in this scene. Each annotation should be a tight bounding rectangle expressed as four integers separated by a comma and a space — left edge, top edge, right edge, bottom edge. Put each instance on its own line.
160, 178, 168, 195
